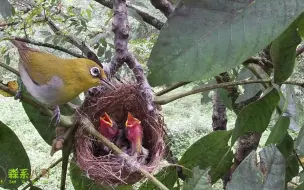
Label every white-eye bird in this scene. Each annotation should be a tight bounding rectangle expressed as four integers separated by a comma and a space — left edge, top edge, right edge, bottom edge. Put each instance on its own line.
11, 40, 114, 125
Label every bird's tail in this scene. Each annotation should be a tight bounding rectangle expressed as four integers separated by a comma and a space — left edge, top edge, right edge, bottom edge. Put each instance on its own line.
10, 39, 28, 50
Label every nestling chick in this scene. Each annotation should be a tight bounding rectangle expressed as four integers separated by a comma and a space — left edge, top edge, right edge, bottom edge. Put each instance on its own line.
99, 112, 118, 152
11, 40, 114, 126
125, 112, 144, 155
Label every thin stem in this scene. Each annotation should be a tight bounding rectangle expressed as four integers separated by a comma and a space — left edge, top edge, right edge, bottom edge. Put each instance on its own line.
293, 149, 304, 170
81, 117, 169, 190
155, 82, 191, 96
153, 79, 304, 105
21, 158, 63, 190
7, 37, 83, 58
0, 62, 20, 76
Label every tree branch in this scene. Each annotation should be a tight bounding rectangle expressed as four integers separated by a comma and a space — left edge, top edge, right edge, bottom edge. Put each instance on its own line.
7, 37, 84, 58
21, 158, 63, 190
0, 83, 74, 127
45, 18, 103, 67
0, 62, 20, 76
81, 117, 169, 190
153, 79, 304, 105
296, 43, 304, 56
155, 82, 191, 96
94, 0, 164, 30
150, 0, 174, 17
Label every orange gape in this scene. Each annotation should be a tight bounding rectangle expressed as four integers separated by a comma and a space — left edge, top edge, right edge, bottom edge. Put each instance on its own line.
99, 112, 118, 141
125, 112, 143, 155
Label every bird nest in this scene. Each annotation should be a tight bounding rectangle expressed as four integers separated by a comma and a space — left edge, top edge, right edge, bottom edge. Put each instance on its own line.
74, 83, 166, 186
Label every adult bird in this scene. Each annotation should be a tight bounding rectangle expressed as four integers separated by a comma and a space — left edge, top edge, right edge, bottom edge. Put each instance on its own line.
11, 40, 114, 125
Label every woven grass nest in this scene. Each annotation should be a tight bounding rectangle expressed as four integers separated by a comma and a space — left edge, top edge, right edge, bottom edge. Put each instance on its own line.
74, 83, 166, 186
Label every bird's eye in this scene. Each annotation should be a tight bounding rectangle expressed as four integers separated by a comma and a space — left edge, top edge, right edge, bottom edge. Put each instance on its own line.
90, 67, 100, 77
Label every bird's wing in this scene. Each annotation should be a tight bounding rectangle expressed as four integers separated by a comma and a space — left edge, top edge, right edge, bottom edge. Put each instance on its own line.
19, 50, 69, 85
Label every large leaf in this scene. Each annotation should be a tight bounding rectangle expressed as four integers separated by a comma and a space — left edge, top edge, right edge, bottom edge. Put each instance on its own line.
0, 121, 31, 189
226, 150, 264, 190
265, 116, 290, 146
231, 88, 280, 145
183, 167, 213, 190
285, 155, 299, 184
139, 167, 178, 190
235, 67, 263, 104
179, 130, 233, 183
259, 145, 285, 189
0, 0, 14, 20
147, 0, 304, 86
19, 78, 77, 146
227, 145, 285, 190
270, 18, 302, 83
295, 182, 304, 190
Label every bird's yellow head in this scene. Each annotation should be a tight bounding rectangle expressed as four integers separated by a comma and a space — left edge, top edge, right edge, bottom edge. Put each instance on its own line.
74, 58, 114, 90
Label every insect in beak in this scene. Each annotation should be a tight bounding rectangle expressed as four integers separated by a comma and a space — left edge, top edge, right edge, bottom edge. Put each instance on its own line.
100, 78, 116, 90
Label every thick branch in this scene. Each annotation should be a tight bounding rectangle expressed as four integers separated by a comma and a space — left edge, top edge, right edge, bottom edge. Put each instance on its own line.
150, 0, 174, 17
94, 0, 164, 30
8, 37, 84, 58
0, 83, 74, 127
153, 79, 304, 105
82, 117, 169, 190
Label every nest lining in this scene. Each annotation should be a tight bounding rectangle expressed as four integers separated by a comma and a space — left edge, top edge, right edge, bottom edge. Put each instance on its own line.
74, 83, 166, 186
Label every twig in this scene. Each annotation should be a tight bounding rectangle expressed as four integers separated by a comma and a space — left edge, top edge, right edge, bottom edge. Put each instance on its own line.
46, 18, 102, 67
21, 158, 63, 190
153, 79, 304, 105
94, 0, 164, 30
0, 62, 20, 76
155, 82, 191, 96
82, 117, 169, 190
296, 44, 304, 56
293, 149, 304, 170
150, 0, 174, 17
7, 37, 84, 58
0, 83, 74, 127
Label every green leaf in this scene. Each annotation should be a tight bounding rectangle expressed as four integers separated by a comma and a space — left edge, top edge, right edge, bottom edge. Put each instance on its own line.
147, 1, 304, 86
260, 145, 286, 189
179, 130, 233, 183
235, 67, 263, 104
227, 145, 285, 190
295, 182, 304, 190
297, 14, 304, 38
97, 46, 105, 57
295, 122, 304, 156
139, 167, 177, 190
231, 88, 280, 145
270, 19, 302, 83
218, 88, 233, 111
0, 0, 15, 20
227, 150, 263, 190
183, 167, 213, 190
40, 30, 52, 36
285, 155, 299, 184
276, 133, 294, 159
44, 35, 55, 43
0, 121, 31, 189
18, 78, 75, 146
265, 116, 290, 146
4, 53, 10, 65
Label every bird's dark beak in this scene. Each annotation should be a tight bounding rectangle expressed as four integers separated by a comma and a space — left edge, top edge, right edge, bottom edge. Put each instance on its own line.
100, 78, 116, 90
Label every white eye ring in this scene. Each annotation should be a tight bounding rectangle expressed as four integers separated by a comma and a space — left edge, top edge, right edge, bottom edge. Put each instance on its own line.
90, 67, 100, 77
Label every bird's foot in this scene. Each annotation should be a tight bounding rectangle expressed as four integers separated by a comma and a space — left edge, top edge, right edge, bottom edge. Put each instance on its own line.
51, 106, 61, 126
14, 89, 22, 101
